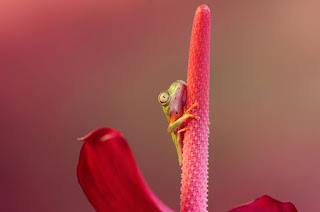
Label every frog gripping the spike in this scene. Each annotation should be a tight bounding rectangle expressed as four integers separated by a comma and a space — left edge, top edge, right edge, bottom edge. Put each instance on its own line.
158, 80, 200, 166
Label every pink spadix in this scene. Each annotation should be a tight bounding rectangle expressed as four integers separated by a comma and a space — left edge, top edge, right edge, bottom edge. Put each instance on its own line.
180, 5, 211, 212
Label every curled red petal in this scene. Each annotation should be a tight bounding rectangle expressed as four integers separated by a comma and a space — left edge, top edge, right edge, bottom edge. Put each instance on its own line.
77, 128, 174, 212
227, 195, 298, 212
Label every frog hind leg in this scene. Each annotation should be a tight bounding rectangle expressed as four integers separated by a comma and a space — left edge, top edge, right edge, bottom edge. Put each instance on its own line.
176, 127, 190, 166
171, 133, 182, 166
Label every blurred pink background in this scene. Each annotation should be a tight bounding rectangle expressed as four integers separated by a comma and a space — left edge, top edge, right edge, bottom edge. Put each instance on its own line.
1, 0, 319, 211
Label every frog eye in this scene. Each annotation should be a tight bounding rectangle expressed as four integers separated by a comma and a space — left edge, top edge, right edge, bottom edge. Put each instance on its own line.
158, 91, 170, 105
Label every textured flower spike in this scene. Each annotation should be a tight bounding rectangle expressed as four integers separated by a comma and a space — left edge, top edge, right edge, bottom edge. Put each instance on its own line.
180, 5, 211, 212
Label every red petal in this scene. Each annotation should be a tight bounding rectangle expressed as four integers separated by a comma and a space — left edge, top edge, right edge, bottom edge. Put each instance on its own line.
77, 128, 174, 212
227, 195, 298, 212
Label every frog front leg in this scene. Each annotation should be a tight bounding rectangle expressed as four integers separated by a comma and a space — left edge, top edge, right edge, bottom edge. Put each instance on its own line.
167, 102, 200, 133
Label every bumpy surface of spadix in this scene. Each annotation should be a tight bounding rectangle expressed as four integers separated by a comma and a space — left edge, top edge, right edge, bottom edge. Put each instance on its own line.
180, 5, 211, 212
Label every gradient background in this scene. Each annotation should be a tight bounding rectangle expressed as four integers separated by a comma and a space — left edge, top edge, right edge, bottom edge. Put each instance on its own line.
1, 1, 319, 211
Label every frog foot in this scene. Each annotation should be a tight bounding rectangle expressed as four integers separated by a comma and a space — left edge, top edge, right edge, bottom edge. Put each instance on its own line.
178, 127, 190, 134
185, 102, 198, 113
185, 102, 200, 120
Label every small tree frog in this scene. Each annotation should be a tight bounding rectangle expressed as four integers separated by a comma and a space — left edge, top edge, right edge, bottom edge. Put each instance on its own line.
158, 80, 199, 166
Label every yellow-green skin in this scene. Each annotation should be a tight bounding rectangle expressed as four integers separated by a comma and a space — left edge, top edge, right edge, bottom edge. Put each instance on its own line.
158, 80, 196, 166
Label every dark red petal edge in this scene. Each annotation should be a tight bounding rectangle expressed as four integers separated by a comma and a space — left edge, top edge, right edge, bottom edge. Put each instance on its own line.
77, 128, 174, 212
227, 195, 298, 212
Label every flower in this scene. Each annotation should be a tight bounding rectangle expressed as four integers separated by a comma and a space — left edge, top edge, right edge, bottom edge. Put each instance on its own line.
77, 4, 297, 212
77, 128, 297, 212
